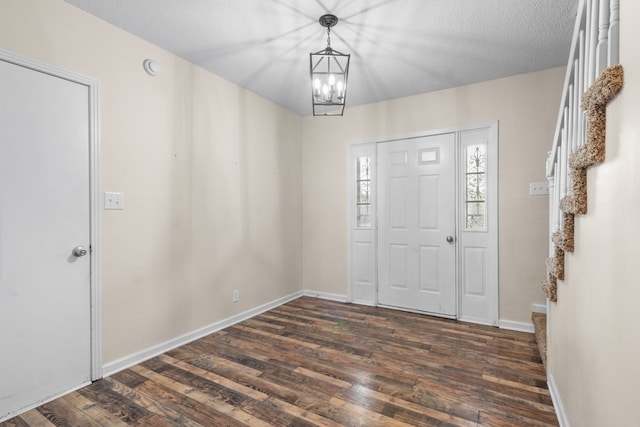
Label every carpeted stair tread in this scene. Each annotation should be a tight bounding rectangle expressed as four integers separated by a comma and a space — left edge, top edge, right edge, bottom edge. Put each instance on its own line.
532, 312, 547, 370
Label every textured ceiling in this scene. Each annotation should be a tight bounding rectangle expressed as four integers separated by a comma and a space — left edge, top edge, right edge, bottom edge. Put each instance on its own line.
63, 0, 578, 116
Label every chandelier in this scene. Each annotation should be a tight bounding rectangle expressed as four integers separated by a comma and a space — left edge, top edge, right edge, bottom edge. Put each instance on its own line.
310, 14, 350, 116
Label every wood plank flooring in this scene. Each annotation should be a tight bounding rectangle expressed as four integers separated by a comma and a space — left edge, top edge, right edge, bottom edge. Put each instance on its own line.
2, 297, 558, 426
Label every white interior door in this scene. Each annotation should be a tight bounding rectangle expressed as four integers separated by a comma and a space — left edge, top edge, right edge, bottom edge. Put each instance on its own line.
0, 59, 92, 420
378, 134, 456, 315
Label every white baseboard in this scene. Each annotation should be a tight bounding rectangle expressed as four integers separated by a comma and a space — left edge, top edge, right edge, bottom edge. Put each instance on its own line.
102, 290, 305, 377
548, 372, 570, 427
532, 303, 548, 314
498, 319, 535, 333
302, 290, 348, 303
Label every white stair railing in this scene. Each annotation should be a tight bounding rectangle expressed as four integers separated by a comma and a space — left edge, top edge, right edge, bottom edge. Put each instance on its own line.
545, 0, 620, 284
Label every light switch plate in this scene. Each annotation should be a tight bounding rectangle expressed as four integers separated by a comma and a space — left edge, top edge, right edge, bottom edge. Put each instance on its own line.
529, 182, 549, 196
104, 192, 124, 210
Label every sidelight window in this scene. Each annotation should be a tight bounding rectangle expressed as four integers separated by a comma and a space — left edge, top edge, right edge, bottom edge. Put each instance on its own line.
465, 144, 486, 231
356, 157, 371, 228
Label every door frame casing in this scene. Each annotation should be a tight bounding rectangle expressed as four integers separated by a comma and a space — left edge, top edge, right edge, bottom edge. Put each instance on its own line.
0, 48, 102, 380
347, 122, 499, 325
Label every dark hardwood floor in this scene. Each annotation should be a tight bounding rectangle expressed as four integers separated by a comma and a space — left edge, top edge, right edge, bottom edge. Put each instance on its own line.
2, 297, 558, 426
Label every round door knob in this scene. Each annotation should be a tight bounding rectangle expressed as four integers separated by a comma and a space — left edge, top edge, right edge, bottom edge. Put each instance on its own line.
72, 245, 88, 257
446, 235, 455, 243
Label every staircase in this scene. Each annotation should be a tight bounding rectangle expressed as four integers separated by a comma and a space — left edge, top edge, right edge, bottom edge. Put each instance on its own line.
537, 0, 622, 372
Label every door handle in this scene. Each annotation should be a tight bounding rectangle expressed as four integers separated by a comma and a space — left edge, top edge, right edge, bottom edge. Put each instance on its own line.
446, 235, 455, 244
72, 245, 88, 257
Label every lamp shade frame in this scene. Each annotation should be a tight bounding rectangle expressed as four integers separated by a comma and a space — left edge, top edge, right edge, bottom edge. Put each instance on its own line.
310, 47, 350, 116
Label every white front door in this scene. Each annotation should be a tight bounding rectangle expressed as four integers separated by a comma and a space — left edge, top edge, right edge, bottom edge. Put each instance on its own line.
378, 133, 456, 315
0, 59, 92, 420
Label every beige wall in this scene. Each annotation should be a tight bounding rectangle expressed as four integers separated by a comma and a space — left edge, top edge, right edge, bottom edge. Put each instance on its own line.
0, 0, 303, 364
302, 67, 565, 324
549, 0, 640, 425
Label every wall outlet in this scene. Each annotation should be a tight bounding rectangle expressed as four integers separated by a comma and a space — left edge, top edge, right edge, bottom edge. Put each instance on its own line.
529, 182, 549, 196
104, 192, 125, 209
232, 289, 239, 303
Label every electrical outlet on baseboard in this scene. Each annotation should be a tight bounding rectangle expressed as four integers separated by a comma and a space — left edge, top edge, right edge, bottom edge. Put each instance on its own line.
232, 289, 239, 303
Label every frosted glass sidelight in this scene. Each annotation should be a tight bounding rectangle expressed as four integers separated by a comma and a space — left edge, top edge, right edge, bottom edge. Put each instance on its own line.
356, 157, 372, 228
465, 144, 486, 230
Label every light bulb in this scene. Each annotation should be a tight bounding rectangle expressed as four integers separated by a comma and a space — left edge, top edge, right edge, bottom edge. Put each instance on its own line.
337, 80, 344, 97
322, 84, 329, 99
314, 78, 321, 96
328, 74, 336, 88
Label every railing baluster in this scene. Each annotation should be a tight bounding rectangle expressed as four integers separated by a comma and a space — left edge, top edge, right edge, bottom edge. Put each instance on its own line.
573, 60, 580, 153
608, 0, 620, 65
555, 148, 562, 232
548, 175, 555, 253
588, 0, 600, 86
567, 85, 573, 150
560, 112, 568, 204
585, 0, 593, 88
579, 30, 586, 147
567, 85, 574, 193
596, 0, 610, 74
